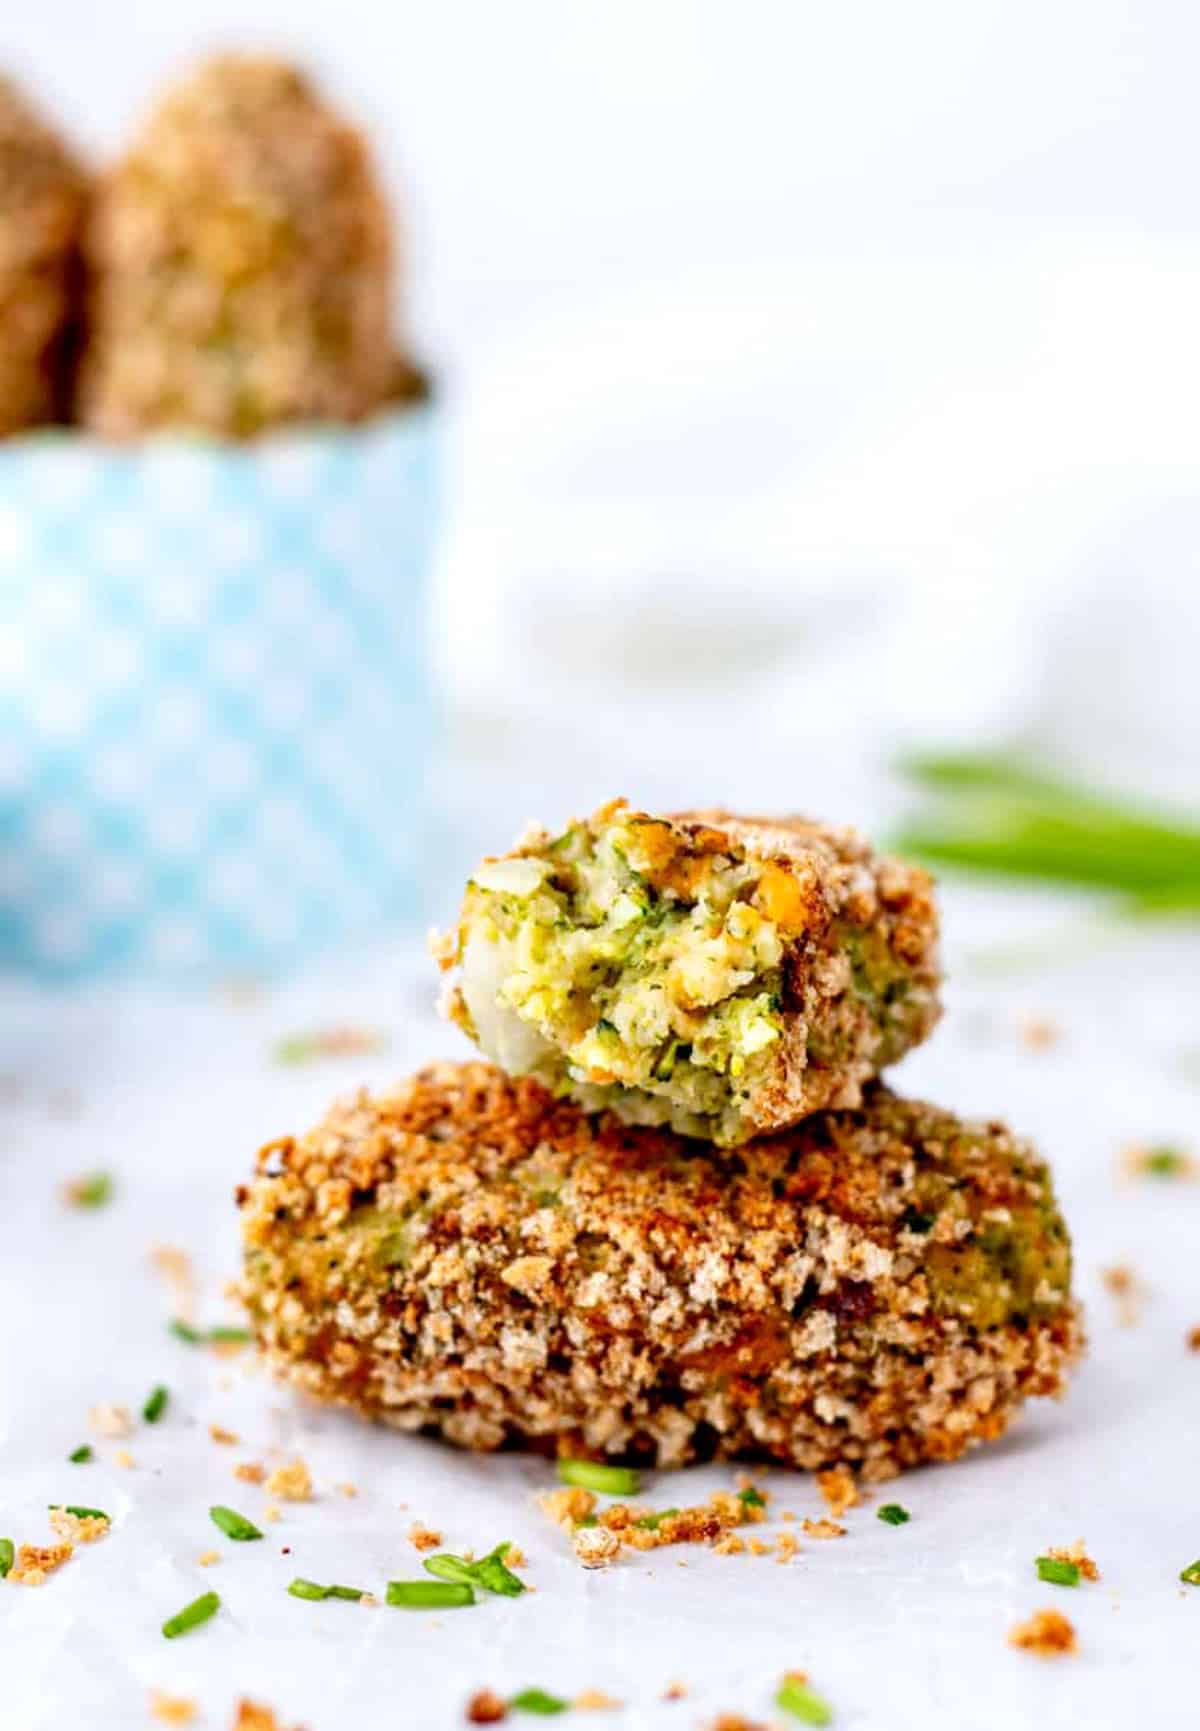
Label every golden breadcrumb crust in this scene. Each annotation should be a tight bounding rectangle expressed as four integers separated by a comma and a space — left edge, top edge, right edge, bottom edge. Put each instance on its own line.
238, 1062, 1080, 1476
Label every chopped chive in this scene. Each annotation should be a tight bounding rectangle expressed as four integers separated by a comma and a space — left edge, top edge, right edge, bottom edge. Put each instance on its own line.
66, 1171, 113, 1208
900, 1206, 935, 1234
635, 1508, 680, 1530
423, 1543, 525, 1597
385, 1579, 474, 1609
169, 1318, 203, 1343
207, 1325, 251, 1345
776, 1675, 833, 1725
142, 1385, 169, 1424
288, 1578, 367, 1602
556, 1458, 640, 1496
209, 1505, 262, 1542
1181, 1560, 1200, 1586
574, 1514, 599, 1528
162, 1590, 220, 1638
738, 1486, 767, 1509
1035, 1555, 1081, 1587
0, 1538, 13, 1578
68, 1445, 93, 1464
1143, 1145, 1189, 1176
50, 1504, 109, 1522
509, 1689, 569, 1715
877, 1504, 910, 1526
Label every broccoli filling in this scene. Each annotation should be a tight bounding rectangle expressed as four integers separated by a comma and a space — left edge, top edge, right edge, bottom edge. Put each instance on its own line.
453, 817, 793, 1140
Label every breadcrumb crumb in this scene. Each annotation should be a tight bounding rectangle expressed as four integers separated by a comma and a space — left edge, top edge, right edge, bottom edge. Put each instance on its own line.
662, 1681, 688, 1700
572, 1525, 621, 1569
539, 1487, 596, 1529
408, 1523, 441, 1552
9, 1541, 73, 1585
1009, 1608, 1078, 1656
815, 1466, 859, 1518
114, 1449, 136, 1469
1101, 1264, 1146, 1327
150, 1244, 197, 1315
49, 1508, 110, 1544
1188, 1326, 1200, 1353
265, 1459, 311, 1502
198, 1550, 220, 1566
1046, 1539, 1100, 1582
465, 1690, 507, 1723
263, 1504, 282, 1522
712, 1533, 745, 1557
1020, 1016, 1061, 1052
149, 1691, 197, 1724
336, 1482, 358, 1498
89, 1403, 132, 1438
776, 1531, 800, 1563
573, 1690, 622, 1710
234, 1462, 266, 1484
232, 1704, 297, 1731
210, 1424, 239, 1445
801, 1518, 846, 1540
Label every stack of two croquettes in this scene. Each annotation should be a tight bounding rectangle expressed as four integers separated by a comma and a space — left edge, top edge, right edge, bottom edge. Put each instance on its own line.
240, 802, 1080, 1477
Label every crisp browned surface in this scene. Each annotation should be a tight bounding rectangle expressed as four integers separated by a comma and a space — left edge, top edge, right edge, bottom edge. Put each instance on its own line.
239, 1062, 1081, 1477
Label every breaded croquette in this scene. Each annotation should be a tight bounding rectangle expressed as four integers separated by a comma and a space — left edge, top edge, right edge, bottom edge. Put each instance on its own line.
435, 801, 941, 1144
238, 1062, 1079, 1477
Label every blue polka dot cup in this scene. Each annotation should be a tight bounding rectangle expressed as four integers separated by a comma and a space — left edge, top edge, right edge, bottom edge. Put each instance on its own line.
0, 405, 438, 978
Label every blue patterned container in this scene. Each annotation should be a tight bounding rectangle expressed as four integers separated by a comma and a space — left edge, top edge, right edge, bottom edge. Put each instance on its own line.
0, 406, 438, 979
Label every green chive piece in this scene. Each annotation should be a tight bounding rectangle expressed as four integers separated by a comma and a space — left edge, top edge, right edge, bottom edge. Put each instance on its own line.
142, 1385, 169, 1424
50, 1504, 109, 1522
162, 1590, 220, 1638
1143, 1145, 1188, 1176
738, 1486, 767, 1509
556, 1458, 640, 1496
67, 1171, 113, 1208
877, 1504, 910, 1526
510, 1688, 569, 1715
1181, 1560, 1200, 1586
209, 1505, 262, 1542
421, 1554, 478, 1588
1035, 1555, 1081, 1587
288, 1578, 367, 1602
206, 1325, 251, 1345
423, 1543, 525, 1597
68, 1445, 93, 1464
574, 1513, 599, 1528
0, 1538, 13, 1578
776, 1675, 834, 1725
635, 1508, 680, 1530
169, 1318, 202, 1343
385, 1579, 474, 1609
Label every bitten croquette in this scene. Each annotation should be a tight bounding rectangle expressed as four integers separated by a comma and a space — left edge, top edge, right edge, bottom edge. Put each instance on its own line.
238, 1061, 1080, 1477
435, 801, 941, 1145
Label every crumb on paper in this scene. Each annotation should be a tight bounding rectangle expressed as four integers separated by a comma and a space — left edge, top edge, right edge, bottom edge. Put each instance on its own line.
662, 1681, 688, 1701
707, 1716, 767, 1731
149, 1691, 197, 1724
801, 1518, 846, 1540
62, 1171, 113, 1207
539, 1486, 596, 1529
1046, 1540, 1100, 1582
713, 1532, 745, 1557
198, 1549, 220, 1566
265, 1458, 312, 1501
150, 1244, 196, 1312
210, 1424, 239, 1445
574, 1689, 622, 1710
335, 1482, 358, 1498
504, 1544, 526, 1569
1119, 1142, 1196, 1182
815, 1465, 859, 1518
264, 1504, 281, 1522
1020, 1016, 1061, 1052
232, 1704, 297, 1731
408, 1522, 441, 1552
114, 1449, 136, 1469
1101, 1263, 1147, 1326
572, 1525, 621, 1569
1009, 1607, 1078, 1656
274, 1026, 389, 1066
776, 1530, 800, 1563
1188, 1326, 1200, 1353
465, 1690, 508, 1724
234, 1461, 266, 1484
49, 1508, 110, 1544
89, 1403, 132, 1438
747, 1538, 771, 1557
9, 1541, 74, 1585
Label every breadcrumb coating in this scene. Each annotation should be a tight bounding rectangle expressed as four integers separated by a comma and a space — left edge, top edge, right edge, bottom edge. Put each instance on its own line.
440, 801, 941, 1144
0, 74, 84, 434
238, 1062, 1080, 1475
79, 56, 404, 438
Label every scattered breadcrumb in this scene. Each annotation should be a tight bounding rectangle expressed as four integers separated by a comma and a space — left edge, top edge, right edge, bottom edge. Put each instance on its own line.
150, 1244, 197, 1315
781, 1510, 797, 1522
713, 1533, 745, 1557
275, 1027, 389, 1066
465, 1690, 508, 1724
1119, 1142, 1196, 1182
210, 1424, 239, 1445
504, 1545, 526, 1569
574, 1690, 622, 1710
264, 1505, 282, 1523
801, 1518, 846, 1540
408, 1523, 441, 1552
539, 1486, 596, 1529
9, 1541, 74, 1585
747, 1538, 771, 1557
62, 1172, 113, 1208
114, 1449, 136, 1469
1046, 1540, 1100, 1582
1009, 1608, 1078, 1656
1020, 1016, 1061, 1052
234, 1462, 266, 1484
776, 1531, 799, 1563
572, 1525, 622, 1569
1101, 1264, 1147, 1326
265, 1459, 312, 1501
89, 1403, 132, 1438
149, 1691, 197, 1724
336, 1482, 358, 1498
198, 1550, 220, 1566
815, 1466, 859, 1518
1188, 1326, 1200, 1353
662, 1681, 688, 1701
49, 1508, 110, 1544
707, 1716, 766, 1731
231, 1704, 298, 1731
